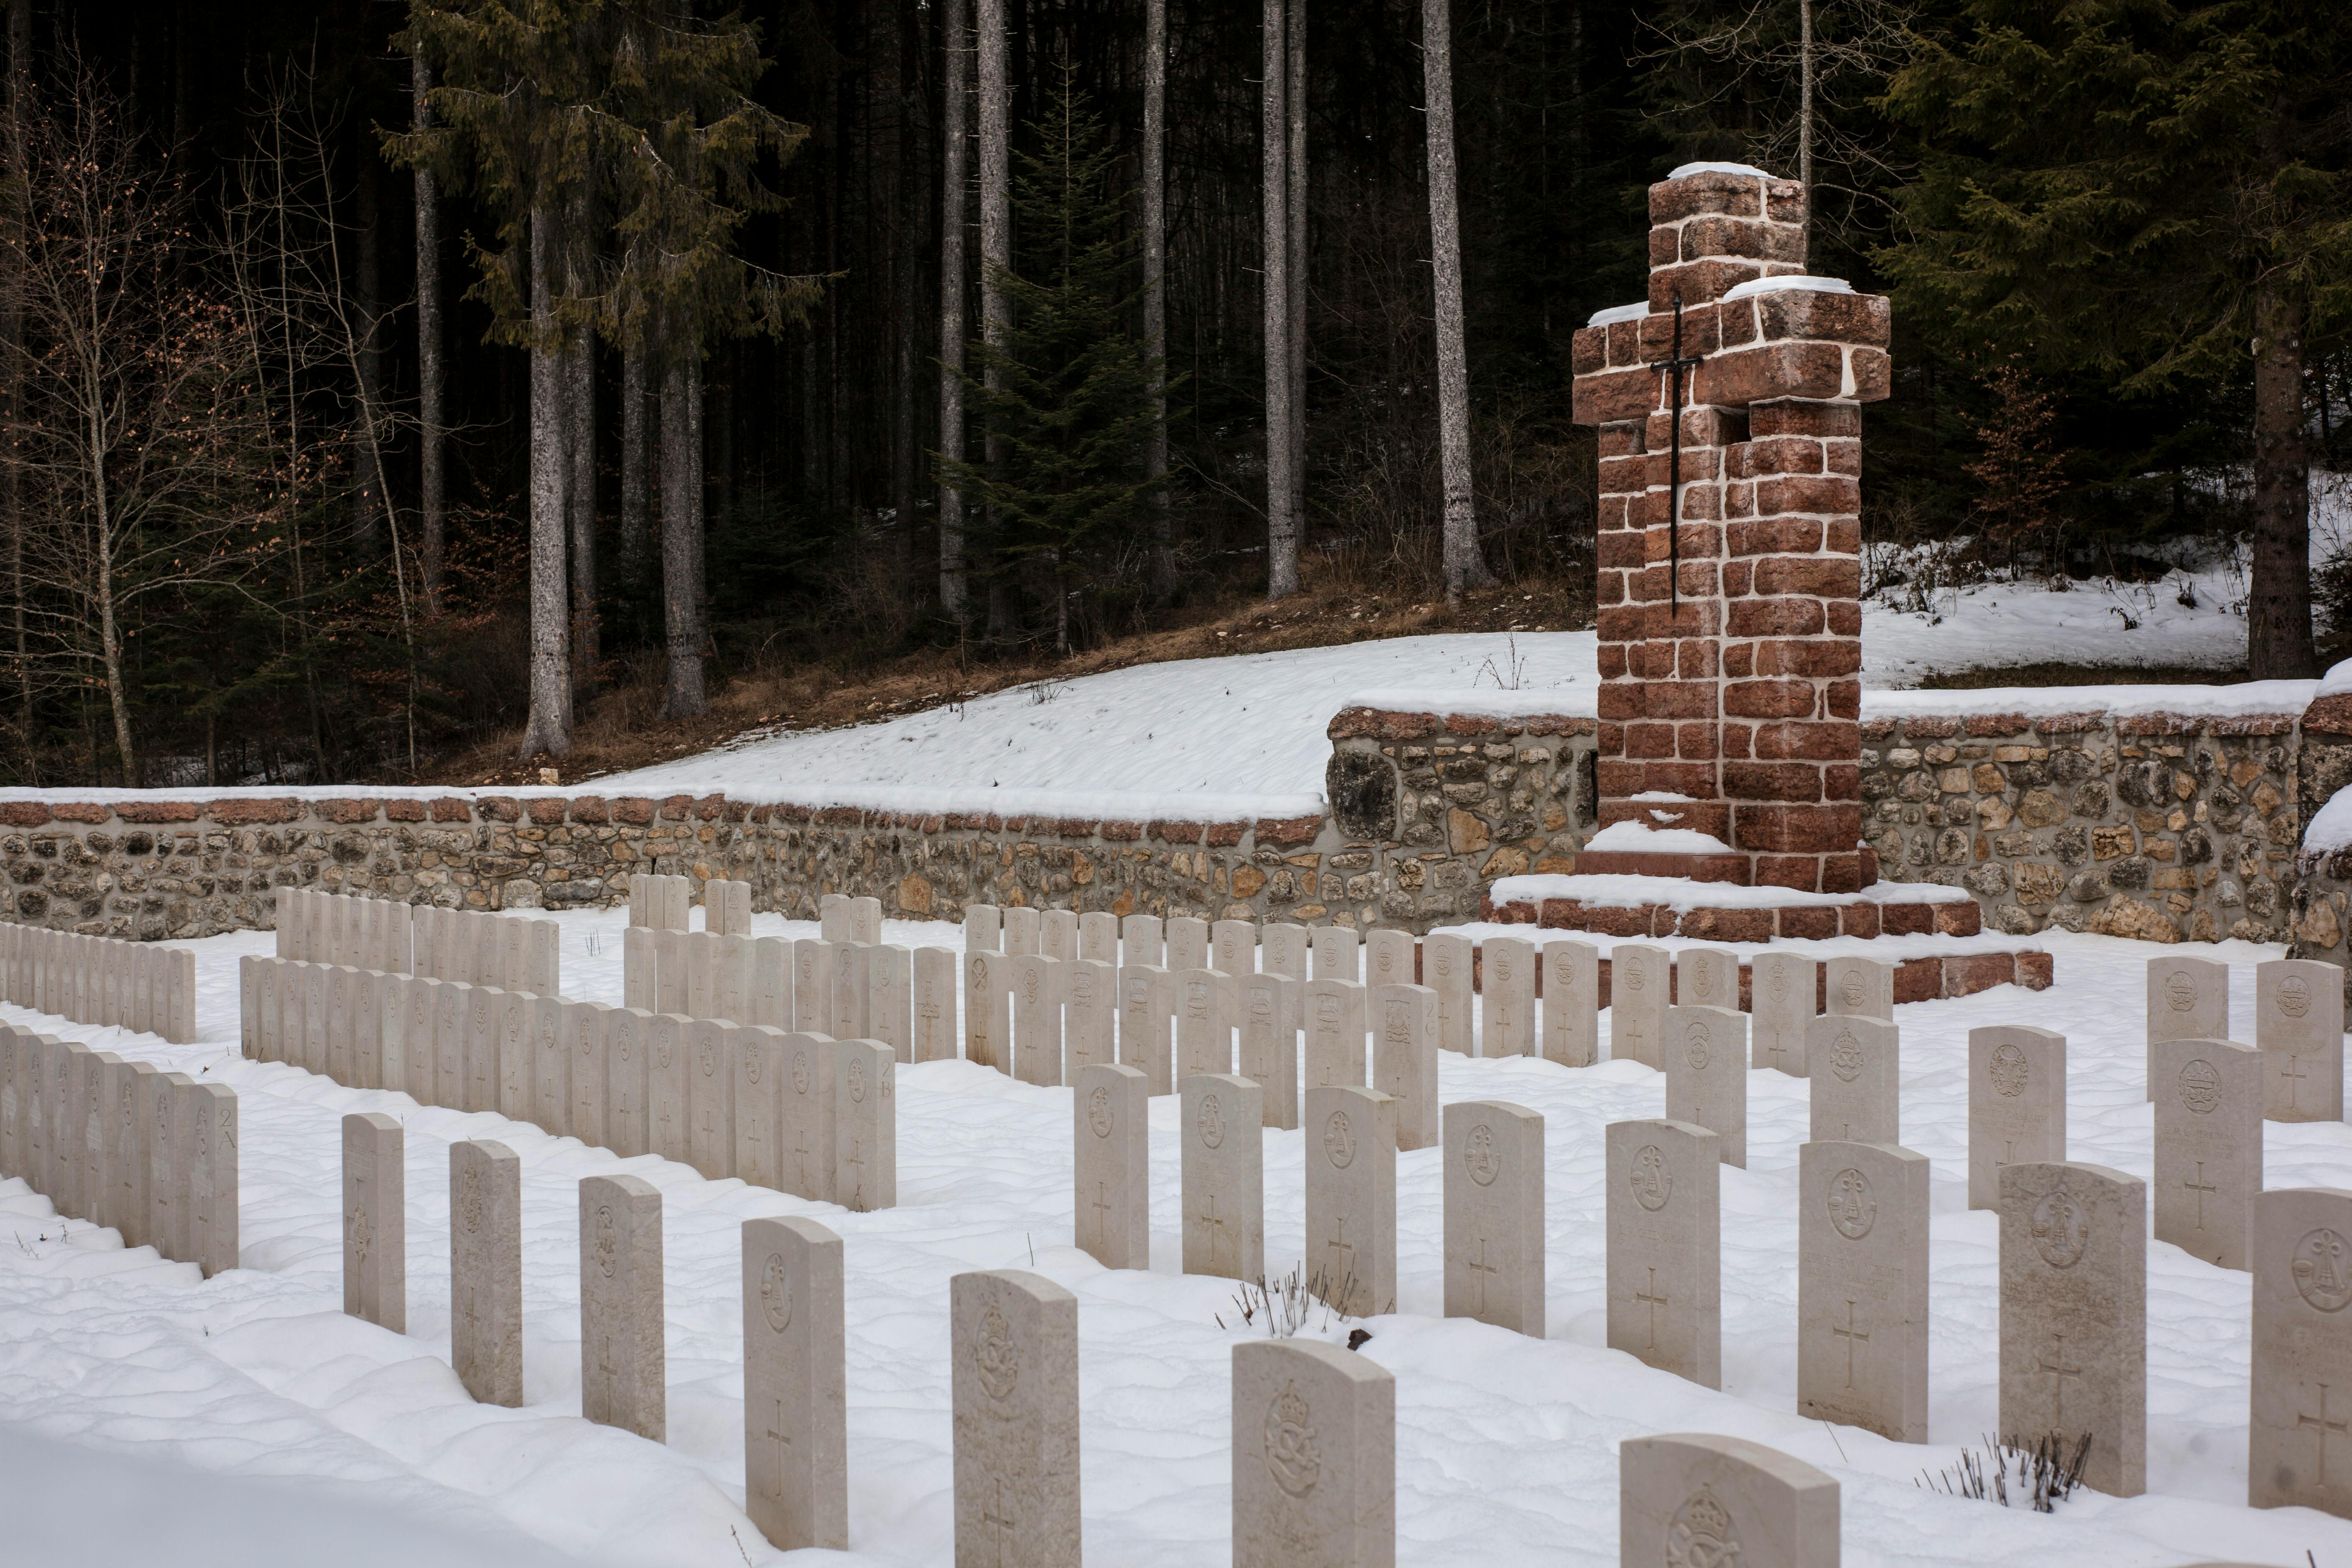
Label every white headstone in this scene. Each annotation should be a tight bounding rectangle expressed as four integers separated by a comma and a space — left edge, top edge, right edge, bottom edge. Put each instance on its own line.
1798, 1139, 1929, 1442
1666, 1004, 1748, 1168
580, 1173, 665, 1441
1117, 964, 1171, 1093
1302, 978, 1367, 1092
450, 1139, 523, 1406
1968, 1025, 2066, 1212
1805, 1014, 1899, 1147
2257, 959, 2344, 1121
951, 1269, 1081, 1568
1482, 936, 1537, 1058
2152, 1035, 2261, 1270
1371, 983, 1439, 1152
1750, 953, 1816, 1076
1073, 1063, 1149, 1270
1998, 1161, 2146, 1497
1607, 1118, 1720, 1387
343, 1112, 405, 1332
1541, 939, 1600, 1068
2250, 1186, 2352, 1517
1182, 1073, 1264, 1280
1232, 1338, 1395, 1568
1611, 944, 1669, 1068
743, 1215, 847, 1551
1444, 1099, 1545, 1335
1618, 1433, 1840, 1568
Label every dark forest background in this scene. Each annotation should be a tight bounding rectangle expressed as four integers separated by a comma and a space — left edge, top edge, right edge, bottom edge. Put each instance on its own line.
7, 0, 2348, 787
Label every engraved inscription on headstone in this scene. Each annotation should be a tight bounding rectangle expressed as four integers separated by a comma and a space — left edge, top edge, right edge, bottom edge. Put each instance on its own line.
1998, 1161, 2146, 1497
1968, 1025, 2065, 1212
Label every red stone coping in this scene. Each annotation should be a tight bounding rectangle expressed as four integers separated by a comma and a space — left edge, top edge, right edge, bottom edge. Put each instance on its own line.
1857, 711, 2300, 741
0, 792, 1314, 848
1480, 889, 1982, 942
1439, 943, 2050, 1009
1326, 708, 1601, 741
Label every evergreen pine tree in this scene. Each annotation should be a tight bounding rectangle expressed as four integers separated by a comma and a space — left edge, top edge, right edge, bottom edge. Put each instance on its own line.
1877, 0, 2352, 678
943, 68, 1165, 657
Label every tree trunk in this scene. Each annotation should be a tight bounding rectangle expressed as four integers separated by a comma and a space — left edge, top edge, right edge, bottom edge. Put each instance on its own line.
938, 0, 970, 622
412, 49, 444, 611
5, 0, 28, 775
1286, 0, 1308, 542
518, 207, 573, 761
620, 340, 648, 599
977, 0, 1012, 637
1142, 0, 1173, 602
1424, 0, 1491, 601
567, 320, 598, 693
353, 144, 387, 554
659, 357, 708, 719
90, 433, 136, 785
2249, 281, 2316, 679
1797, 0, 1814, 191
1261, 0, 1298, 600
894, 0, 925, 600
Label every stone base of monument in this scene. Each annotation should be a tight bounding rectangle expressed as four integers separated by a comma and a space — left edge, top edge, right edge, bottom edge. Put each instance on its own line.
1465, 873, 2055, 1005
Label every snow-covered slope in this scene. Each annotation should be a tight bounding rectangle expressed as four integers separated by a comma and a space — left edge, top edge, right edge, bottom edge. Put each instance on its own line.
4, 915, 2347, 1565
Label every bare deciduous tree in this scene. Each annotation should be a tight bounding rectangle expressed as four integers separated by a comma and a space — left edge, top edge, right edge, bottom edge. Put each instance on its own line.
1424, 0, 1491, 600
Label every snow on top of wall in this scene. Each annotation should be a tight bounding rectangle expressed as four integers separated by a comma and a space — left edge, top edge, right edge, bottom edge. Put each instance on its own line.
1334, 684, 1597, 720
1582, 819, 1732, 854
2307, 786, 2352, 854
1668, 161, 1773, 180
1586, 301, 1650, 328
1720, 274, 1854, 302
1864, 681, 2316, 721
743, 782, 1323, 822
1488, 871, 1975, 913
2318, 657, 2352, 701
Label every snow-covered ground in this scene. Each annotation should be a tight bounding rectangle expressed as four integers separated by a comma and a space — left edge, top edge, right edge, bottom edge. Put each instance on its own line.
6, 908, 2352, 1566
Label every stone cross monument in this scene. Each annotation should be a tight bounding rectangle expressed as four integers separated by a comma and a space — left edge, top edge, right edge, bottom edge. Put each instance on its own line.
1572, 163, 1890, 894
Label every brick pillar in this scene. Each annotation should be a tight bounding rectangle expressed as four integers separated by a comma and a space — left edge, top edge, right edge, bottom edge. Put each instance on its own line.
1572, 165, 1890, 893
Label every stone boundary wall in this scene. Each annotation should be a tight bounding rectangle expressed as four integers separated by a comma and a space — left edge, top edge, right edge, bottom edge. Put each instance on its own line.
1858, 709, 2302, 944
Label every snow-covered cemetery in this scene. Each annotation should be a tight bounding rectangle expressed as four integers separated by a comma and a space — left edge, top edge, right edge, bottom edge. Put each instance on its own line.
6, 0, 2352, 1565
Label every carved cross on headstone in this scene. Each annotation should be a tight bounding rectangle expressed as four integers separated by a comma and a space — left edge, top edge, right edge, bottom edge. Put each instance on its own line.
2040, 1333, 2083, 1424
1636, 1266, 1669, 1350
2302, 1382, 2349, 1484
1833, 1299, 1869, 1389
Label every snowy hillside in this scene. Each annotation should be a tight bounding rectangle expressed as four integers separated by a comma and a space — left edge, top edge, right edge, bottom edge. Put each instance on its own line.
3, 914, 2347, 1566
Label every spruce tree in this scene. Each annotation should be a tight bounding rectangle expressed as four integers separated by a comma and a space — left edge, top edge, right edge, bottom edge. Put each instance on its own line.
944, 70, 1164, 656
1878, 0, 2352, 678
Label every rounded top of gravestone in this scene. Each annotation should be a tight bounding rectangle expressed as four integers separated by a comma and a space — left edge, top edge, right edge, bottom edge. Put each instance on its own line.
1669, 161, 1774, 181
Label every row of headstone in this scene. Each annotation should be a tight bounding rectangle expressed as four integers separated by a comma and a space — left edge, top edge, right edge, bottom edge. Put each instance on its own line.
243, 956, 897, 1209
627, 873, 693, 930
276, 888, 562, 997
276, 887, 414, 972
2147, 954, 2348, 1123
0, 1024, 236, 1274
0, 923, 199, 1043
705, 878, 755, 935
618, 927, 960, 1069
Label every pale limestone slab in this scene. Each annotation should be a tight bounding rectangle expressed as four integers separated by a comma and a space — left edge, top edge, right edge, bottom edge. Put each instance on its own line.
1542, 940, 1601, 1068
532, 996, 567, 1137
255, 960, 283, 1065
1040, 909, 1078, 962
1175, 967, 1232, 1082
191, 1082, 239, 1277
1212, 919, 1258, 986
1823, 954, 1894, 1020
794, 938, 835, 1033
951, 1269, 1081, 1568
734, 1025, 787, 1191
325, 965, 354, 1084
2147, 954, 2230, 1103
2250, 1186, 2352, 1516
1968, 1025, 2066, 1212
149, 1068, 190, 1259
1798, 1139, 1929, 1442
1481, 936, 1538, 1059
683, 931, 717, 1020
1306, 1086, 1395, 1317
744, 1215, 848, 1551
1078, 911, 1119, 965
2152, 1036, 2262, 1270
665, 874, 691, 932
1167, 916, 1209, 976
1003, 905, 1041, 957
914, 946, 958, 1062
753, 937, 793, 1030
648, 1014, 691, 1163
689, 1018, 736, 1180
498, 988, 534, 1120
377, 973, 409, 1096
463, 984, 498, 1113
1607, 1117, 1721, 1387
451, 1138, 523, 1406
1998, 1160, 2146, 1497
654, 929, 689, 1017
1064, 958, 1115, 1079
965, 949, 1008, 1072
1751, 953, 1816, 1076
834, 1039, 895, 1212
1619, 1432, 1840, 1568
1678, 946, 1739, 1013
1666, 1004, 1749, 1168
1232, 1338, 1395, 1568
1182, 1073, 1265, 1279
54, 1040, 88, 1218
828, 941, 871, 1041
111, 1058, 156, 1249
567, 1002, 606, 1149
1073, 1063, 1149, 1269
820, 894, 851, 944
1121, 913, 1165, 969
966, 903, 1003, 952
240, 956, 261, 1058
1262, 922, 1309, 980
1424, 934, 1474, 1056
713, 934, 751, 1026
722, 879, 754, 936
1009, 953, 1065, 1087
1304, 978, 1367, 1091
0, 1030, 21, 1180
343, 1112, 406, 1331
1117, 964, 1172, 1093
1238, 973, 1301, 1130
607, 1007, 652, 1159
847, 896, 882, 945
624, 926, 655, 1011
1611, 944, 1669, 1069
2258, 959, 2344, 1121
1372, 983, 1439, 1153
580, 1172, 665, 1442
782, 1031, 838, 1202
867, 944, 913, 1063
1444, 1099, 1545, 1335
1314, 925, 1363, 983
303, 964, 329, 1076
79, 1048, 111, 1227
1806, 1014, 1899, 1146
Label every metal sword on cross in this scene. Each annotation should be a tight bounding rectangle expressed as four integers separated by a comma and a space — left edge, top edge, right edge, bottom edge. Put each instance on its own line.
1648, 291, 1707, 619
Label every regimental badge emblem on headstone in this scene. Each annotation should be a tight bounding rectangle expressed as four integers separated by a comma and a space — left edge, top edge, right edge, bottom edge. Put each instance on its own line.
1631, 1144, 1673, 1212
2030, 1188, 2089, 1269
2294, 1228, 2352, 1313
1262, 1381, 1321, 1499
975, 1303, 1019, 1399
1465, 1123, 1501, 1186
760, 1252, 793, 1332
1666, 1485, 1738, 1568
